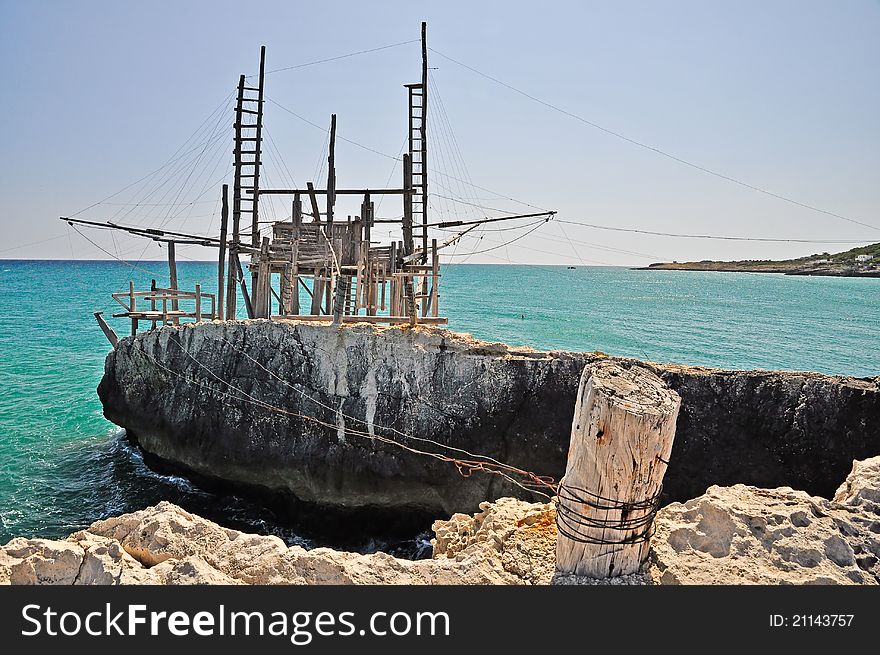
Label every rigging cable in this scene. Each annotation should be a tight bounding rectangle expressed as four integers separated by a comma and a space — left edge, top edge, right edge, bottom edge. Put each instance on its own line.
429, 47, 879, 233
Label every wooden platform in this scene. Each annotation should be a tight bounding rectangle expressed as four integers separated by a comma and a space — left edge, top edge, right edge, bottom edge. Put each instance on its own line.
271, 314, 448, 325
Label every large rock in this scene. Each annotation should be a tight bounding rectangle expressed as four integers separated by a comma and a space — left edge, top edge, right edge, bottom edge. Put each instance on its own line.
649, 458, 880, 585
98, 321, 880, 517
3, 458, 879, 585
0, 498, 558, 586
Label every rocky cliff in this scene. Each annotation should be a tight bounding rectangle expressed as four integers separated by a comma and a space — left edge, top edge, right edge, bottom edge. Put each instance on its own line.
98, 320, 880, 519
3, 457, 878, 585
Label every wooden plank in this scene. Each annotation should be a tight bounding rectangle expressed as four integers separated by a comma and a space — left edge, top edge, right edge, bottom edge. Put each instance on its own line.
555, 362, 681, 578
195, 284, 202, 322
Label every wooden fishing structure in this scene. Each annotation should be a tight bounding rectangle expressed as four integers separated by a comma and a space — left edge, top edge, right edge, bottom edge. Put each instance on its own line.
63, 22, 555, 343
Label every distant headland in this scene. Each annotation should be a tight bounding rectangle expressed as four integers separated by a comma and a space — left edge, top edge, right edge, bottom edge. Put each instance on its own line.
639, 243, 880, 277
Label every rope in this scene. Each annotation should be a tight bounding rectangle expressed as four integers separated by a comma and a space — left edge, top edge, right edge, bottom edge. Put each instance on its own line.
555, 480, 663, 545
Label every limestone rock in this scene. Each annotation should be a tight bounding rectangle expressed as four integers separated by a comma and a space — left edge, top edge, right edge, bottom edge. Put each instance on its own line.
151, 556, 241, 585
98, 320, 880, 519
3, 457, 879, 585
0, 538, 84, 585
69, 532, 159, 585
649, 470, 880, 585
432, 497, 558, 585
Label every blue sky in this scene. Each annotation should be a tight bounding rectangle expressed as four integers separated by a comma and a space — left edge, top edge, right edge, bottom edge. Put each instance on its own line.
1, 0, 878, 265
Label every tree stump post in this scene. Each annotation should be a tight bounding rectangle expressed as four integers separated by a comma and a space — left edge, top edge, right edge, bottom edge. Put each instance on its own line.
555, 361, 681, 578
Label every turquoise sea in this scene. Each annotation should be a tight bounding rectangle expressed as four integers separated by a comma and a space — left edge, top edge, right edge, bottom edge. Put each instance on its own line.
1, 260, 878, 547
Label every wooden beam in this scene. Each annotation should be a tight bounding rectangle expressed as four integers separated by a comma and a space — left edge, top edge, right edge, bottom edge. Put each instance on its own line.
420, 20, 429, 264
271, 315, 448, 325
252, 188, 410, 196
167, 242, 179, 325
217, 184, 229, 318
327, 113, 336, 227
93, 312, 119, 347
234, 254, 254, 318
306, 182, 321, 222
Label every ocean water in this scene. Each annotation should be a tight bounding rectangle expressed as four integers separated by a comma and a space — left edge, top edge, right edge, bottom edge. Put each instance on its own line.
0, 260, 877, 548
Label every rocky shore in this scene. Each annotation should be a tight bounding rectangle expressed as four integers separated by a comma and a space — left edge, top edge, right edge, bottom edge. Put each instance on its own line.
97, 321, 880, 521
3, 457, 878, 585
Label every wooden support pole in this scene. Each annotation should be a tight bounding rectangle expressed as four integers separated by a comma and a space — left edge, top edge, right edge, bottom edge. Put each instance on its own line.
150, 279, 158, 329
310, 269, 324, 315
217, 184, 229, 319
291, 194, 301, 314
306, 182, 321, 222
556, 361, 681, 578
326, 114, 336, 228
94, 312, 119, 347
195, 284, 202, 322
401, 154, 416, 325
255, 237, 271, 318
420, 20, 429, 265
234, 254, 254, 318
430, 237, 439, 317
167, 241, 179, 325
129, 280, 138, 336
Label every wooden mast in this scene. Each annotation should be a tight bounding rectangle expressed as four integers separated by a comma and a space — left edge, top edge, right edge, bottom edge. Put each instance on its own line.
420, 21, 429, 265
217, 183, 229, 319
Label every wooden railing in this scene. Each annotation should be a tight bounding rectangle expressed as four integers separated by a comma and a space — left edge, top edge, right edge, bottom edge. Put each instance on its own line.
111, 281, 216, 335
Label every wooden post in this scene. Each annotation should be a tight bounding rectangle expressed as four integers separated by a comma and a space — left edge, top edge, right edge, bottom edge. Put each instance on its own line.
429, 238, 439, 317
167, 241, 179, 325
255, 237, 270, 318
195, 284, 202, 322
217, 184, 229, 319
420, 21, 429, 265
306, 182, 321, 222
555, 361, 681, 578
327, 114, 336, 228
129, 280, 137, 336
401, 154, 416, 325
150, 279, 157, 329
291, 194, 301, 314
93, 312, 119, 348
233, 254, 254, 318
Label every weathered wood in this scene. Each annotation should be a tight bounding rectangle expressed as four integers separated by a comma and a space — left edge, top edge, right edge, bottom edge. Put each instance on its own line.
326, 114, 336, 227
195, 283, 202, 322
93, 312, 119, 347
556, 361, 681, 578
306, 182, 321, 222
150, 279, 157, 329
272, 314, 448, 325
420, 20, 429, 263
233, 254, 254, 318
429, 238, 439, 317
129, 280, 138, 336
217, 184, 229, 318
253, 188, 410, 196
167, 241, 179, 326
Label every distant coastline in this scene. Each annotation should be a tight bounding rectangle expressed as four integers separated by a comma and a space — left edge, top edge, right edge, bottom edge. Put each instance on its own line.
637, 242, 880, 277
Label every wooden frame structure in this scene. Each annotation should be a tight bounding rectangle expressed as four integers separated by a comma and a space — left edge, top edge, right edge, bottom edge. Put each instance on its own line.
63, 22, 556, 344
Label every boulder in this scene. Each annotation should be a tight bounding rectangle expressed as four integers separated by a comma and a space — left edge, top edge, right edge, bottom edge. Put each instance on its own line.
649, 458, 880, 584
